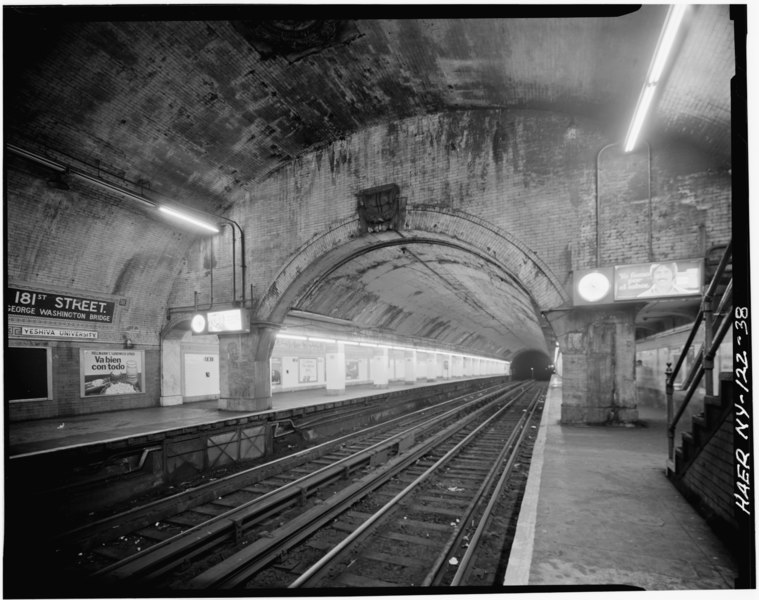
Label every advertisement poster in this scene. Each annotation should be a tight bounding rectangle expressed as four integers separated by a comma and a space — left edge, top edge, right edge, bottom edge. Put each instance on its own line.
614, 259, 703, 301
298, 358, 318, 383
81, 349, 143, 396
346, 359, 360, 381
271, 357, 282, 386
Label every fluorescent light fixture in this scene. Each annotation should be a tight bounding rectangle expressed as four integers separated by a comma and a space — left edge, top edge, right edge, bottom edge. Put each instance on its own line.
277, 333, 307, 340
624, 4, 688, 152
648, 4, 687, 83
624, 85, 657, 152
159, 206, 220, 233
308, 337, 337, 344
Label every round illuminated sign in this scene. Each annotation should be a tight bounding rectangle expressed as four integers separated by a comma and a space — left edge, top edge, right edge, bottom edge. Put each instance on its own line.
191, 313, 207, 333
577, 272, 611, 302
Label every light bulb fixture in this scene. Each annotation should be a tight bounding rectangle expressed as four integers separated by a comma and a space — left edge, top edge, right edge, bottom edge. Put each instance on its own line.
624, 4, 688, 152
159, 206, 220, 233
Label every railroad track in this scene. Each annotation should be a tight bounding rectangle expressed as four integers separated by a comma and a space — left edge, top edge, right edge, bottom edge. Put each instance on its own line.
60, 381, 544, 594
40, 381, 527, 595
195, 382, 545, 590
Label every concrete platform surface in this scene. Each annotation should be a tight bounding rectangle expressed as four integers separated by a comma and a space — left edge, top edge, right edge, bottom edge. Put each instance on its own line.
6, 380, 446, 457
505, 377, 742, 592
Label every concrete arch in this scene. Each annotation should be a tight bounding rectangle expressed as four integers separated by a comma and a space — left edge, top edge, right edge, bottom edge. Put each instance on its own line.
257, 207, 570, 324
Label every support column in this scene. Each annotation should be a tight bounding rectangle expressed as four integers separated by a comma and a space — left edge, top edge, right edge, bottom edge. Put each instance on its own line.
326, 342, 346, 395
548, 306, 638, 424
426, 355, 436, 381
452, 355, 463, 377
417, 353, 428, 380
160, 337, 183, 406
217, 325, 276, 412
371, 347, 389, 388
404, 350, 417, 383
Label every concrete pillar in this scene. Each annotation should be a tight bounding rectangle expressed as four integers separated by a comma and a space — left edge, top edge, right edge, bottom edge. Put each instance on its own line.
426, 355, 436, 381
160, 337, 183, 406
326, 342, 346, 395
404, 350, 417, 383
217, 325, 276, 412
371, 347, 389, 388
417, 354, 428, 380
548, 306, 638, 424
452, 355, 463, 377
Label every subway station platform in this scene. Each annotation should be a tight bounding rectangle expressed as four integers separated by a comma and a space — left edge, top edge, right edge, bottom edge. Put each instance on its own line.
504, 377, 742, 592
5, 377, 745, 592
5, 380, 452, 458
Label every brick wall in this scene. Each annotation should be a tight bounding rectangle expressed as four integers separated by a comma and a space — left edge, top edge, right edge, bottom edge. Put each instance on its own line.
168, 109, 732, 320
6, 160, 189, 419
8, 341, 159, 422
679, 414, 737, 532
6, 108, 733, 421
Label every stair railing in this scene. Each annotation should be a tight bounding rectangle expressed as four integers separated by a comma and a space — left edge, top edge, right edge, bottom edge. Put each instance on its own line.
665, 240, 733, 464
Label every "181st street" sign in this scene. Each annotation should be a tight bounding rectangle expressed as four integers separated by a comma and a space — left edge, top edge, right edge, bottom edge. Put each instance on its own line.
7, 287, 116, 323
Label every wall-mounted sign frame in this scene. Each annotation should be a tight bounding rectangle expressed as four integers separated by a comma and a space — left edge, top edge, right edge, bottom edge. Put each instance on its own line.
191, 308, 250, 334
81, 349, 144, 397
298, 357, 318, 383
8, 287, 115, 323
614, 259, 703, 301
573, 259, 703, 306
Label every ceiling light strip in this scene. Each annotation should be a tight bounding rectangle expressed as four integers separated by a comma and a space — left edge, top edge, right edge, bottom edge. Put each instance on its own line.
624, 4, 688, 152
159, 206, 220, 233
275, 331, 509, 366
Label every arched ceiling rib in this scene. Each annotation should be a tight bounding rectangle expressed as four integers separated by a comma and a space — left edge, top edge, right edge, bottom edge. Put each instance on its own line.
291, 242, 547, 357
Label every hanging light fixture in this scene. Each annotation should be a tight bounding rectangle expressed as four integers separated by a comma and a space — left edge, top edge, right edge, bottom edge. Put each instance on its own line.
624, 4, 688, 152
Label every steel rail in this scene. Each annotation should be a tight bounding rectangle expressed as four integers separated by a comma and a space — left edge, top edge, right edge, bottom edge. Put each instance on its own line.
423, 386, 543, 586
287, 385, 532, 588
186, 384, 531, 590
450, 386, 545, 585
62, 382, 517, 551
92, 383, 523, 585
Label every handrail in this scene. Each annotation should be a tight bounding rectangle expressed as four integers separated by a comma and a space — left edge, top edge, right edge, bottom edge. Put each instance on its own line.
666, 241, 732, 462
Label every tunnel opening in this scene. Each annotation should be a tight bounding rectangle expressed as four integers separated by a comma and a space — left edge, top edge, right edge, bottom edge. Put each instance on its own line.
510, 349, 554, 381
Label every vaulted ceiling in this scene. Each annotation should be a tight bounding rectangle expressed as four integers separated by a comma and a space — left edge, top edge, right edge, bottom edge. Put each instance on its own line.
4, 4, 738, 358
5, 4, 735, 213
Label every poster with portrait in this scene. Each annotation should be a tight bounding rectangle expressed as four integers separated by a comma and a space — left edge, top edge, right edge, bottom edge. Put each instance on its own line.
81, 349, 144, 396
614, 259, 703, 301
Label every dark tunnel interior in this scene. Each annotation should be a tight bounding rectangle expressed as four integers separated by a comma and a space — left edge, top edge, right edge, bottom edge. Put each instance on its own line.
510, 349, 554, 381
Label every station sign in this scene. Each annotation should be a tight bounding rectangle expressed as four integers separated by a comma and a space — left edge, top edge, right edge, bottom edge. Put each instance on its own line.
191, 308, 250, 334
7, 287, 115, 323
17, 326, 98, 339
574, 259, 703, 306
